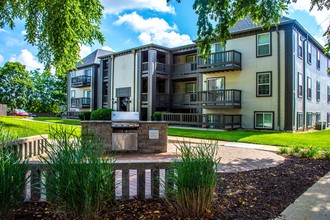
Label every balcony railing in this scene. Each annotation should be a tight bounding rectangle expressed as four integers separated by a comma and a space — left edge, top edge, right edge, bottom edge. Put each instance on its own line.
172, 89, 241, 109
156, 93, 169, 108
71, 76, 91, 87
161, 113, 242, 130
196, 89, 241, 108
142, 62, 169, 75
172, 62, 198, 78
71, 98, 91, 108
197, 50, 241, 73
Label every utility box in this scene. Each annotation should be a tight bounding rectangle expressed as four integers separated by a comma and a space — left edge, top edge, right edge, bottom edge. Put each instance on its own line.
316, 121, 327, 130
0, 104, 7, 116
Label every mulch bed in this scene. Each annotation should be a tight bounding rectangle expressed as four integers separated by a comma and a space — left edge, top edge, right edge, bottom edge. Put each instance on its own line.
12, 156, 330, 220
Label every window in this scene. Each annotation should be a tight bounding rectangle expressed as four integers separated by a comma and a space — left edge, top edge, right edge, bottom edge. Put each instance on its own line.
257, 33, 271, 56
327, 113, 330, 125
256, 72, 272, 96
293, 31, 296, 54
255, 112, 274, 129
71, 71, 76, 78
316, 81, 320, 102
298, 35, 303, 58
307, 42, 312, 64
307, 77, 312, 100
207, 77, 225, 90
316, 112, 321, 122
84, 68, 91, 76
316, 50, 320, 70
186, 55, 196, 63
297, 112, 303, 129
328, 86, 330, 103
298, 73, 303, 97
83, 89, 91, 98
307, 112, 313, 128
71, 90, 76, 98
186, 83, 196, 93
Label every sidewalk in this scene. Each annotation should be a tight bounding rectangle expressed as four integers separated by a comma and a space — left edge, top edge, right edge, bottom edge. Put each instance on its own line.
276, 171, 330, 220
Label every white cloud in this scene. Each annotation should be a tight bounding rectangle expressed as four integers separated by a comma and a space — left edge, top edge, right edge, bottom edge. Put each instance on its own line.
289, 0, 330, 32
9, 49, 44, 71
79, 44, 92, 59
313, 35, 326, 46
114, 12, 193, 47
0, 28, 8, 33
101, 45, 116, 52
101, 0, 175, 15
0, 54, 4, 65
21, 30, 27, 35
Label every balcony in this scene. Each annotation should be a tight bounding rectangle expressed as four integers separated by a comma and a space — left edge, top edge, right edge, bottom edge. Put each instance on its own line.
172, 89, 241, 109
71, 76, 91, 87
71, 98, 91, 108
141, 93, 169, 108
142, 62, 169, 75
197, 50, 241, 73
172, 62, 198, 79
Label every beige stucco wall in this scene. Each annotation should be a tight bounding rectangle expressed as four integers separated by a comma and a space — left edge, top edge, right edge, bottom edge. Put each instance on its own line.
112, 53, 137, 111
203, 30, 286, 130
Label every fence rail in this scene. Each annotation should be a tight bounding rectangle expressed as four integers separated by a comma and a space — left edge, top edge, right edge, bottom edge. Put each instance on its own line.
161, 113, 241, 129
24, 160, 174, 202
8, 135, 48, 159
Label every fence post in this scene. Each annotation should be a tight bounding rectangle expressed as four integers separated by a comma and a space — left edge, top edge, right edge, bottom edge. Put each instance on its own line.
122, 169, 130, 200
151, 168, 160, 198
30, 165, 41, 202
137, 169, 145, 199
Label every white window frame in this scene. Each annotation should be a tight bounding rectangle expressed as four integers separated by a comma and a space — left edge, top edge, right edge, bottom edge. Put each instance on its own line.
307, 42, 312, 64
307, 77, 312, 100
298, 73, 303, 97
298, 35, 303, 58
297, 112, 303, 129
257, 33, 271, 56
256, 72, 272, 96
71, 90, 76, 98
316, 50, 320, 70
207, 77, 225, 91
255, 112, 274, 129
316, 81, 320, 102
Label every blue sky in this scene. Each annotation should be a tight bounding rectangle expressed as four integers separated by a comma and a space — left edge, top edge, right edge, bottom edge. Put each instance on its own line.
0, 0, 328, 71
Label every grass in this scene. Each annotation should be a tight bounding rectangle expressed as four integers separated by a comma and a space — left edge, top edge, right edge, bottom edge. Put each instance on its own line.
168, 128, 330, 152
0, 116, 81, 138
33, 117, 81, 125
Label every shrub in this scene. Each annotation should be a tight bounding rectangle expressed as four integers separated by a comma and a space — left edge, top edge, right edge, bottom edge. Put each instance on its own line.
289, 146, 301, 156
300, 147, 320, 158
278, 146, 290, 154
322, 151, 330, 160
91, 108, 112, 120
166, 141, 221, 219
40, 126, 115, 219
0, 124, 29, 219
152, 111, 164, 121
78, 111, 91, 121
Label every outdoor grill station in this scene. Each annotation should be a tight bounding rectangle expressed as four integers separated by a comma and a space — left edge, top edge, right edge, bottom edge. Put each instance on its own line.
81, 111, 168, 153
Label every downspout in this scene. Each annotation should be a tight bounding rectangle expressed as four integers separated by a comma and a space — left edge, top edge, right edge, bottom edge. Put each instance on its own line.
133, 49, 136, 112
276, 26, 281, 131
301, 35, 307, 130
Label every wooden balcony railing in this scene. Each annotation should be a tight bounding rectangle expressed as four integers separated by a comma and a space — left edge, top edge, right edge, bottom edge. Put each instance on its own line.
71, 76, 91, 87
161, 113, 242, 129
172, 89, 241, 109
197, 50, 241, 73
71, 98, 91, 108
196, 89, 241, 108
172, 62, 198, 78
142, 62, 169, 75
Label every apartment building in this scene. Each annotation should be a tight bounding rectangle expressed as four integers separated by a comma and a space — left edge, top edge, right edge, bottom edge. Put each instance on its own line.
67, 16, 330, 131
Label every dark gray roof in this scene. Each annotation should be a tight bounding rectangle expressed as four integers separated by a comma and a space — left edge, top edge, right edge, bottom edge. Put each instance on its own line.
231, 16, 294, 34
76, 49, 113, 68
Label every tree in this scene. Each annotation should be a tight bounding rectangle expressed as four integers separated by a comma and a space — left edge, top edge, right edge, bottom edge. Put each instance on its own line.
170, 0, 329, 56
0, 0, 104, 75
26, 70, 67, 114
0, 62, 33, 110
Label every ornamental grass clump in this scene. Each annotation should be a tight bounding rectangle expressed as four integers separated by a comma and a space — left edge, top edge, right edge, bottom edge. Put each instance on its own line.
166, 141, 221, 219
41, 126, 115, 219
0, 124, 29, 219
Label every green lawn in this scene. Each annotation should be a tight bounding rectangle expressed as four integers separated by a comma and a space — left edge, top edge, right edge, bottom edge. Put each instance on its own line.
0, 116, 81, 138
168, 128, 330, 151
33, 117, 81, 125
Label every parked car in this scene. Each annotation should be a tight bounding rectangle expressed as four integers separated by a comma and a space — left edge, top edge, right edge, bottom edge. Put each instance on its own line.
9, 109, 29, 116
28, 112, 37, 117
